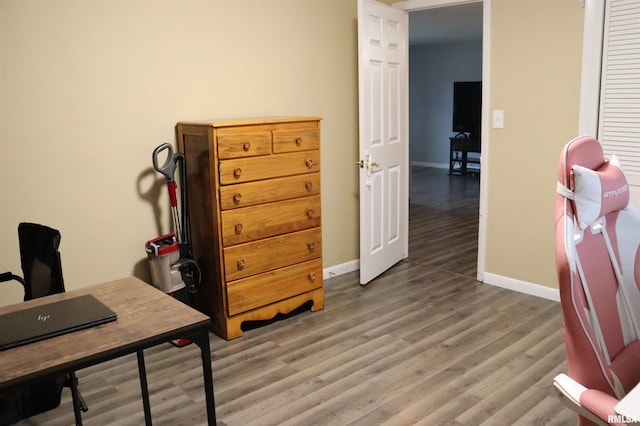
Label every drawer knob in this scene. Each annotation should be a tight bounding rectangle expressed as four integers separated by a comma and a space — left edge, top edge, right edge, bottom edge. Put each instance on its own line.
234, 168, 242, 178
237, 258, 245, 269
233, 193, 242, 203
305, 182, 313, 191
235, 223, 243, 234
305, 159, 313, 168
295, 137, 302, 146
309, 272, 316, 282
308, 241, 316, 251
306, 209, 314, 219
243, 142, 250, 151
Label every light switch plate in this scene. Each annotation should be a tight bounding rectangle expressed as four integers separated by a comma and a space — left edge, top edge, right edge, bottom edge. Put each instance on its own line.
493, 110, 504, 129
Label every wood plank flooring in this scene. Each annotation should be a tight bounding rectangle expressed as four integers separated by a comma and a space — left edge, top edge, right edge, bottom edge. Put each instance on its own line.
18, 167, 577, 425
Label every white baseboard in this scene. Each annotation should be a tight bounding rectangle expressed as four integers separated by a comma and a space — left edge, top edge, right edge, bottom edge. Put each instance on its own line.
483, 272, 560, 302
411, 161, 449, 169
323, 261, 560, 303
323, 259, 359, 280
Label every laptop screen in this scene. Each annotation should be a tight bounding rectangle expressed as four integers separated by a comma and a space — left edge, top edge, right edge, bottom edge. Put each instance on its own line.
0, 294, 117, 351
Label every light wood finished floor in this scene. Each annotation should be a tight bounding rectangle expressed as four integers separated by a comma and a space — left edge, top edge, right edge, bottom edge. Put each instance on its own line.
19, 167, 577, 425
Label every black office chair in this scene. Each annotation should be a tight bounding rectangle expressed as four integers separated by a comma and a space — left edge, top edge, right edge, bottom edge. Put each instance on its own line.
0, 223, 88, 425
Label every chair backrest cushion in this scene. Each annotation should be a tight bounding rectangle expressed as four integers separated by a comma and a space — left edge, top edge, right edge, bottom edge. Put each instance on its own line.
572, 154, 629, 230
17, 222, 65, 300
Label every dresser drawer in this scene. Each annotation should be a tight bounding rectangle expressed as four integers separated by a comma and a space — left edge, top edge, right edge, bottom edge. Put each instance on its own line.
219, 173, 320, 210
221, 195, 321, 246
273, 128, 320, 153
217, 131, 272, 159
224, 228, 322, 281
219, 151, 320, 184
226, 258, 323, 316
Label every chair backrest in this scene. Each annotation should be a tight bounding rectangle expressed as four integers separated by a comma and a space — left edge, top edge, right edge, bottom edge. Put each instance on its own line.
17, 222, 65, 300
556, 136, 640, 402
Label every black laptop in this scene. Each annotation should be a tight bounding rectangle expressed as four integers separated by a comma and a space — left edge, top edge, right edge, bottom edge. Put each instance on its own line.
0, 294, 117, 351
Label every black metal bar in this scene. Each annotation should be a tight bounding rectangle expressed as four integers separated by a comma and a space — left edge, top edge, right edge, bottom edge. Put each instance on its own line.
192, 328, 216, 425
136, 349, 152, 426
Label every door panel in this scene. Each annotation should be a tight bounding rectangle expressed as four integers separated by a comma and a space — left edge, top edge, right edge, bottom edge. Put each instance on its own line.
358, 0, 409, 285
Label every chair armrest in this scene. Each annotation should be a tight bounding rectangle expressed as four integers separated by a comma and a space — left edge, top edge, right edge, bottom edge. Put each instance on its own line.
582, 388, 629, 425
553, 374, 611, 426
0, 272, 25, 286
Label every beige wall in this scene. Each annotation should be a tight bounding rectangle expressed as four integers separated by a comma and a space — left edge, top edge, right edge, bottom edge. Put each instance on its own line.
484, 0, 584, 287
0, 0, 585, 306
0, 0, 360, 304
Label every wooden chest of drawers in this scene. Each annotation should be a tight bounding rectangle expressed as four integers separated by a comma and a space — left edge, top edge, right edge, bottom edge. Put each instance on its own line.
176, 117, 324, 339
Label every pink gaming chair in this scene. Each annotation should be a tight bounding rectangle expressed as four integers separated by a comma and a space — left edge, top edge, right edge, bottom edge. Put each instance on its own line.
554, 136, 640, 425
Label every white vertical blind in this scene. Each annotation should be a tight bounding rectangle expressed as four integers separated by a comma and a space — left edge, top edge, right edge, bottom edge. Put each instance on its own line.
599, 0, 640, 184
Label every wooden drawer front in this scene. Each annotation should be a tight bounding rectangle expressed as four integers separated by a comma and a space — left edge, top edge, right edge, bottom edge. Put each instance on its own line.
224, 228, 322, 281
273, 128, 320, 153
217, 131, 272, 159
226, 258, 323, 316
219, 173, 320, 210
219, 150, 320, 185
221, 196, 321, 246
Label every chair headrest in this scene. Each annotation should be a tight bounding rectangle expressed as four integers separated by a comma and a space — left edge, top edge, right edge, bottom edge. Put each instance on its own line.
571, 154, 630, 229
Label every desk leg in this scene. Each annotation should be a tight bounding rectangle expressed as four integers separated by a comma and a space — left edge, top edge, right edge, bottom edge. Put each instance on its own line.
449, 147, 454, 175
462, 151, 468, 175
192, 328, 217, 425
137, 349, 152, 426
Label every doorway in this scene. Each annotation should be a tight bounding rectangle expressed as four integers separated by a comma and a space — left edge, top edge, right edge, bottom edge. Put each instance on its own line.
406, 2, 484, 279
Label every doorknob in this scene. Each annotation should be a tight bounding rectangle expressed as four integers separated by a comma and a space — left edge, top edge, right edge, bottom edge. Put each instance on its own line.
356, 156, 381, 169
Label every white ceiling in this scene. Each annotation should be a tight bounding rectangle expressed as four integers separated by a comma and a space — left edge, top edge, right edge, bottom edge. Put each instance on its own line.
409, 3, 483, 45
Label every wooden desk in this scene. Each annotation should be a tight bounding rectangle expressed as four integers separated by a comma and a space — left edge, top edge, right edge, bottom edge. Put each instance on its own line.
0, 277, 216, 425
449, 137, 481, 175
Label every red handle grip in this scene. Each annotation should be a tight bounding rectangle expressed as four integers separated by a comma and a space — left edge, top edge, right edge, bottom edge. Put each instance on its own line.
168, 181, 178, 207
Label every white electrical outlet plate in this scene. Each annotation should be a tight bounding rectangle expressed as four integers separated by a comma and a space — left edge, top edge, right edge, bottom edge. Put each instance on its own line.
493, 110, 504, 128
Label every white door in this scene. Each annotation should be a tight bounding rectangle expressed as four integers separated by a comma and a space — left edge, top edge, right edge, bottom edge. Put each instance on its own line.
357, 0, 409, 285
